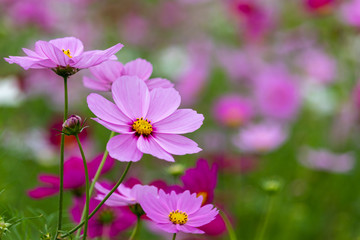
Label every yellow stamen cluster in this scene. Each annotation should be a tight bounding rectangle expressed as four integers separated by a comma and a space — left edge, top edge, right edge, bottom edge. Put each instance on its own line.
132, 117, 153, 136
169, 210, 188, 225
62, 49, 72, 58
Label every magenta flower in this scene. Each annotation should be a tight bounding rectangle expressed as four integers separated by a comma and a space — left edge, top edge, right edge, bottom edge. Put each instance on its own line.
340, 0, 360, 27
87, 76, 203, 162
139, 190, 218, 234
299, 147, 355, 173
71, 196, 136, 238
304, 0, 335, 12
4, 37, 123, 73
28, 154, 114, 199
83, 58, 173, 91
213, 94, 253, 128
95, 183, 158, 207
233, 122, 287, 153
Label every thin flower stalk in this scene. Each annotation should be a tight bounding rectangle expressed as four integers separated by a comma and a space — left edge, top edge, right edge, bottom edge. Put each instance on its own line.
219, 210, 237, 240
128, 216, 141, 240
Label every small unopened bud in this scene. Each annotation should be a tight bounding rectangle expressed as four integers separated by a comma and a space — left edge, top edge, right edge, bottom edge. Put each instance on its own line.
129, 203, 145, 218
167, 164, 185, 177
261, 178, 282, 195
0, 217, 11, 237
62, 115, 85, 136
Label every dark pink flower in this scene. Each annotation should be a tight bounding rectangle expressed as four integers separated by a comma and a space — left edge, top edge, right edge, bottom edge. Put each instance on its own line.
304, 0, 335, 12
213, 94, 253, 127
5, 37, 123, 71
71, 195, 136, 238
28, 154, 114, 199
83, 59, 173, 91
87, 76, 203, 162
139, 189, 218, 234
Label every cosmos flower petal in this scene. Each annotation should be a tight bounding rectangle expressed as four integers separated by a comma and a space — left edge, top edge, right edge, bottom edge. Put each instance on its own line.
107, 135, 143, 162
83, 76, 111, 91
176, 191, 203, 214
27, 187, 59, 199
137, 135, 174, 162
49, 37, 84, 57
146, 78, 174, 90
4, 56, 57, 70
112, 76, 150, 119
154, 133, 202, 155
92, 118, 132, 134
187, 204, 219, 227
70, 43, 123, 68
87, 93, 131, 125
177, 225, 204, 234
34, 40, 69, 66
154, 109, 204, 134
155, 223, 178, 233
123, 58, 153, 80
146, 87, 181, 123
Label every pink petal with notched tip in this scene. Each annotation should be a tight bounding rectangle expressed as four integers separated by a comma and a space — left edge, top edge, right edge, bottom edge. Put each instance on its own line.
107, 134, 143, 162
137, 135, 174, 162
154, 133, 201, 155
111, 76, 150, 120
49, 37, 84, 57
123, 58, 153, 80
146, 78, 174, 90
146, 87, 181, 123
187, 204, 218, 227
90, 60, 124, 84
83, 76, 111, 91
153, 109, 204, 134
34, 40, 69, 66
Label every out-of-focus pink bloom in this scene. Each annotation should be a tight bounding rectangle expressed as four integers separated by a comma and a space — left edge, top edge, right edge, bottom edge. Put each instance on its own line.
83, 59, 173, 91
353, 81, 360, 110
5, 37, 123, 71
233, 122, 287, 153
299, 147, 355, 173
254, 67, 301, 120
231, 0, 275, 41
28, 154, 114, 199
7, 0, 56, 30
157, 2, 185, 28
95, 183, 158, 207
181, 159, 217, 205
297, 49, 337, 84
304, 0, 335, 13
176, 41, 212, 106
71, 196, 136, 238
87, 76, 203, 162
139, 189, 218, 234
213, 94, 253, 127
121, 14, 150, 46
340, 0, 360, 27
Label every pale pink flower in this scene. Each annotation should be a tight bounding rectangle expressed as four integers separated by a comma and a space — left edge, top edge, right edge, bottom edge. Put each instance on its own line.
340, 0, 360, 27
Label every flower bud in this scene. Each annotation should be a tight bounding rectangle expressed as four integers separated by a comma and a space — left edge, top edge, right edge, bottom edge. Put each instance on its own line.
167, 163, 185, 177
40, 233, 51, 240
261, 178, 282, 195
129, 203, 145, 218
62, 115, 84, 136
0, 217, 10, 238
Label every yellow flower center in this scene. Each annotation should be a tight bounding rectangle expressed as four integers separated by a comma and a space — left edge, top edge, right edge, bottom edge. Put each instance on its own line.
197, 191, 208, 205
62, 49, 72, 58
169, 210, 188, 225
132, 117, 153, 136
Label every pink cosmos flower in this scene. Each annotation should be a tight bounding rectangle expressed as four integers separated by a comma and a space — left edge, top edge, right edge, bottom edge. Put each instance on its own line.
95, 183, 158, 207
139, 189, 218, 234
87, 76, 203, 162
71, 195, 136, 238
340, 0, 360, 27
28, 154, 114, 199
254, 66, 301, 120
83, 59, 173, 91
299, 147, 355, 173
213, 94, 253, 128
4, 37, 123, 71
233, 122, 287, 153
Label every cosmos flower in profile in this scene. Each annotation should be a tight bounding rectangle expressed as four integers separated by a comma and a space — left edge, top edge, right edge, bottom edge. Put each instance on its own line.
87, 75, 204, 162
83, 58, 174, 91
139, 189, 218, 234
4, 37, 123, 76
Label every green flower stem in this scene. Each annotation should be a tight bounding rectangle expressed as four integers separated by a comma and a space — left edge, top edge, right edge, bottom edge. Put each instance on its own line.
128, 216, 141, 240
55, 76, 68, 239
61, 161, 133, 238
76, 131, 115, 238
75, 134, 90, 240
255, 195, 275, 240
172, 233, 177, 240
219, 210, 237, 240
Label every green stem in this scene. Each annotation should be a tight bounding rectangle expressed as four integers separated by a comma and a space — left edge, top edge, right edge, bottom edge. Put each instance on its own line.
76, 131, 115, 238
61, 161, 133, 238
172, 233, 176, 240
255, 196, 275, 240
55, 76, 68, 239
128, 216, 141, 240
219, 210, 237, 240
75, 134, 90, 240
